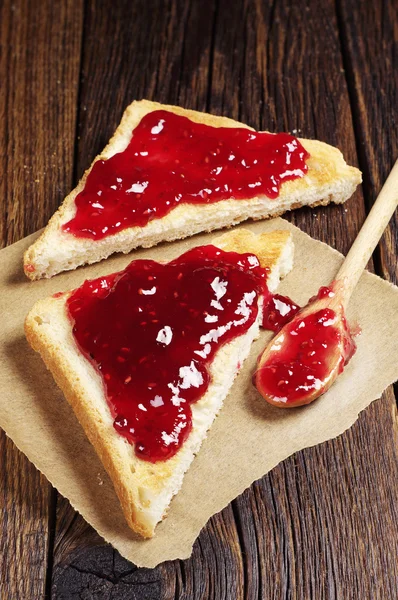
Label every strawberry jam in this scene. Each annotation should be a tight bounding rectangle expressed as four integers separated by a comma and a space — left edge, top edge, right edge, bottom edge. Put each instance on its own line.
67, 245, 269, 461
63, 110, 309, 239
262, 294, 300, 332
255, 307, 356, 406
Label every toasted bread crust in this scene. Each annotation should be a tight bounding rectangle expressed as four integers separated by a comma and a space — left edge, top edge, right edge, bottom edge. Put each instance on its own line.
24, 100, 361, 280
213, 228, 290, 270
25, 229, 293, 537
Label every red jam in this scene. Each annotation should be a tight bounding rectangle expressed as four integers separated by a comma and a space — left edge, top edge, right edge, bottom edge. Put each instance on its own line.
262, 293, 300, 332
309, 285, 336, 302
67, 245, 269, 461
63, 110, 310, 239
255, 305, 356, 406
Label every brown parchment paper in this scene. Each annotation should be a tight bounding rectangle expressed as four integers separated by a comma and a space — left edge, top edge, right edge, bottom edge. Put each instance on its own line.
1, 218, 398, 568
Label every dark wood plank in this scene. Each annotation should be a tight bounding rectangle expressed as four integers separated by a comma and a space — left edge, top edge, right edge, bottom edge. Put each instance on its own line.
209, 0, 364, 252
74, 0, 216, 177
48, 1, 398, 599
336, 0, 398, 284
334, 3, 398, 593
0, 0, 84, 598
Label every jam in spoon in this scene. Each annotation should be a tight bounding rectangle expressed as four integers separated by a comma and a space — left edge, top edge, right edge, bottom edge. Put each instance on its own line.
254, 160, 398, 407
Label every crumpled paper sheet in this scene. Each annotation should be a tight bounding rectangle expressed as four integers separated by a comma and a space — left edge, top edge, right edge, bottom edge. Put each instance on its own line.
1, 218, 397, 568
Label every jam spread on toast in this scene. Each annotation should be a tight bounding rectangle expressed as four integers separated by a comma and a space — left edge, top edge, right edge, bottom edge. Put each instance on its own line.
63, 110, 310, 239
67, 245, 269, 461
255, 286, 356, 405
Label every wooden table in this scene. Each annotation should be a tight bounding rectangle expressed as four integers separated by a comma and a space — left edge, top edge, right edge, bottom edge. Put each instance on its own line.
1, 1, 397, 598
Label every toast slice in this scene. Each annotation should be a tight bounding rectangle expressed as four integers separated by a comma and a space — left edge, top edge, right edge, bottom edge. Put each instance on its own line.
25, 228, 293, 537
24, 100, 361, 280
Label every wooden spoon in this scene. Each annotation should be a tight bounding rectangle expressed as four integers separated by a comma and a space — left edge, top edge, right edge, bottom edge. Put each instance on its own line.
255, 159, 398, 408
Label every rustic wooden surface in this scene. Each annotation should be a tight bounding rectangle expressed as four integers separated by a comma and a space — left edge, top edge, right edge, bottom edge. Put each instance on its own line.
1, 0, 397, 598
0, 1, 83, 598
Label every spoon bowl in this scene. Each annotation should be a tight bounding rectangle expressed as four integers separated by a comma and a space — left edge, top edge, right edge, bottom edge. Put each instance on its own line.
255, 284, 355, 407
254, 159, 398, 408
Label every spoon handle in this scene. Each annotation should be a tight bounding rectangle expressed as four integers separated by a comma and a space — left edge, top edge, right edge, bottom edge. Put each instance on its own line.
336, 159, 398, 306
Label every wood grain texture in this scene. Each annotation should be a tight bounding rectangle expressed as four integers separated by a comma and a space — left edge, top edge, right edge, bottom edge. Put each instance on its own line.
74, 0, 217, 176
209, 0, 364, 254
0, 1, 83, 598
50, 1, 398, 599
51, 1, 398, 599
336, 0, 398, 284
1, 0, 397, 598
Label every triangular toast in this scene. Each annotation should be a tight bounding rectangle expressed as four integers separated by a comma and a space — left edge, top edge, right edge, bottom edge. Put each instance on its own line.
25, 229, 293, 537
24, 100, 360, 280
